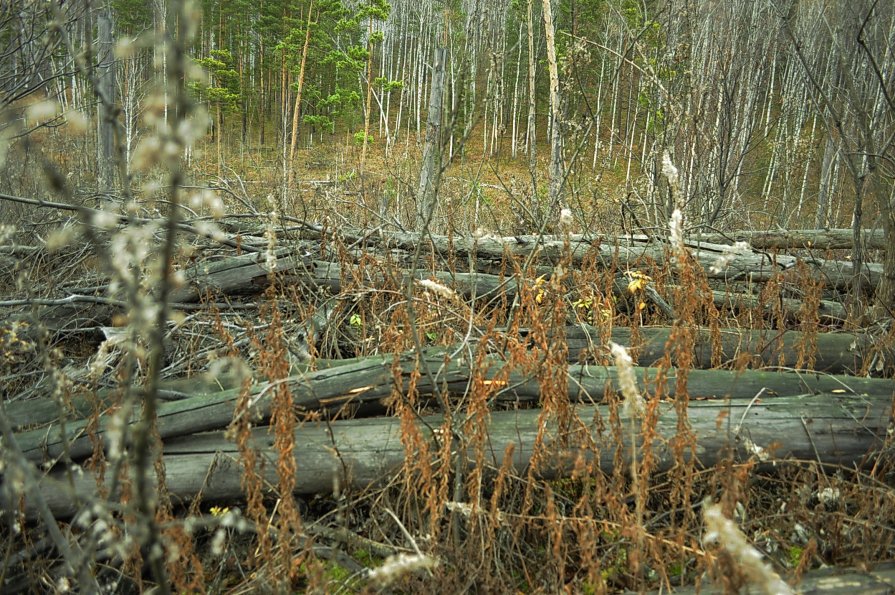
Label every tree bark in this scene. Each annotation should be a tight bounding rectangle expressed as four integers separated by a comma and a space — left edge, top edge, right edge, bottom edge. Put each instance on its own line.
286, 2, 315, 189
361, 12, 375, 168
416, 43, 446, 230
815, 134, 838, 228
7, 324, 880, 433
12, 386, 891, 519
692, 228, 885, 251
14, 346, 895, 466
161, 248, 851, 321
525, 0, 538, 206
96, 4, 116, 193
541, 0, 564, 209
562, 325, 871, 374
298, 229, 882, 291
643, 563, 895, 595
874, 184, 895, 317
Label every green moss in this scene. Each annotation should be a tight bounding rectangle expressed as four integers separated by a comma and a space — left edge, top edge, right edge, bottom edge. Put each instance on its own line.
788, 545, 804, 568
352, 548, 383, 568
324, 561, 353, 582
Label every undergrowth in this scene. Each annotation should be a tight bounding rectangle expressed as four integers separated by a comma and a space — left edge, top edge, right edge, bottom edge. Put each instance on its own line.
3, 205, 894, 593
0, 6, 893, 593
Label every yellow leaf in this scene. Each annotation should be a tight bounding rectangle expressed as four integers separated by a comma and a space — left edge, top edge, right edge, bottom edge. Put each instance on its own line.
626, 271, 652, 294
533, 275, 547, 304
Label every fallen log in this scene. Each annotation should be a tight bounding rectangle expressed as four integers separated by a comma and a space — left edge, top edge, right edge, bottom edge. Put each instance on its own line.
691, 228, 886, 251
563, 325, 871, 374
184, 218, 888, 252
11, 387, 890, 520
703, 287, 847, 321
17, 240, 852, 337
169, 253, 517, 303
164, 236, 881, 306
5, 325, 876, 433
634, 562, 895, 594
321, 229, 882, 289
166, 250, 848, 323
14, 348, 894, 466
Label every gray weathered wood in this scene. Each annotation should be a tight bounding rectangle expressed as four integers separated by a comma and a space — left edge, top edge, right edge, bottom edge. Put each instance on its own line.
12, 388, 890, 520
562, 325, 872, 374
167, 250, 848, 323
692, 228, 886, 251
416, 44, 446, 229
14, 348, 894, 466
320, 230, 882, 289
6, 325, 874, 432
168, 235, 881, 307
703, 287, 847, 321
632, 562, 895, 594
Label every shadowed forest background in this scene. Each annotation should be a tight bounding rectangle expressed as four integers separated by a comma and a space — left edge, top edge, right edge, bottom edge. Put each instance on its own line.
1, 0, 894, 592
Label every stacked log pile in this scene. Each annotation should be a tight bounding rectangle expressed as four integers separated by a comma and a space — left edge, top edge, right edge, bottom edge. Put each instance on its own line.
3, 224, 892, 525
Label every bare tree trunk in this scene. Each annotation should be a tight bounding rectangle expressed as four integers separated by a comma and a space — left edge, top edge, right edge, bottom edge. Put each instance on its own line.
815, 134, 837, 228
846, 158, 866, 313
259, 33, 265, 146
879, 188, 895, 316
239, 42, 247, 145
511, 20, 523, 158
15, 385, 892, 519
152, 0, 169, 128
96, 4, 116, 194
216, 103, 222, 177
541, 0, 564, 210
416, 42, 446, 230
287, 2, 314, 189
361, 16, 374, 168
526, 0, 537, 172
279, 45, 289, 193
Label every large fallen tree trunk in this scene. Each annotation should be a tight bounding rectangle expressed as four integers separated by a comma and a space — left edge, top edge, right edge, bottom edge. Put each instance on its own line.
14, 347, 894, 466
206, 218, 889, 253
703, 287, 847, 321
11, 387, 890, 520
5, 325, 876, 433
16, 239, 855, 335
640, 562, 895, 595
19, 270, 847, 350
691, 228, 886, 251
562, 325, 872, 374
318, 229, 882, 289
161, 235, 882, 306
164, 251, 849, 322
